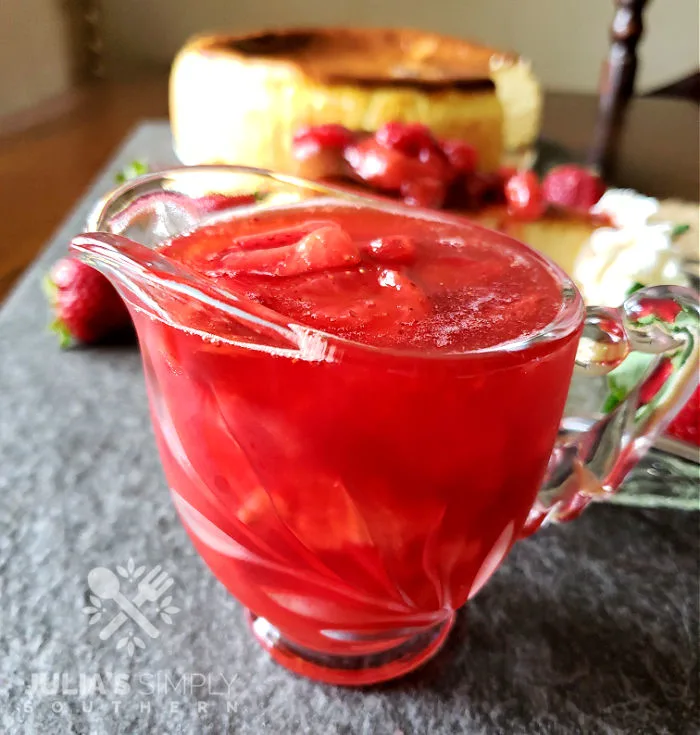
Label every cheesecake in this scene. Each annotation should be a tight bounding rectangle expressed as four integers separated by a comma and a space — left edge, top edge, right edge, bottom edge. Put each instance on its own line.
170, 27, 542, 173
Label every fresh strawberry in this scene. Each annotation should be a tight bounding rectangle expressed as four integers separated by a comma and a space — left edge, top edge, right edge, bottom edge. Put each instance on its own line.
504, 171, 546, 220
666, 386, 700, 446
542, 164, 606, 211
44, 258, 132, 347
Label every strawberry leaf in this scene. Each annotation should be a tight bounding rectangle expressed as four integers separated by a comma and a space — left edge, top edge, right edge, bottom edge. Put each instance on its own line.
42, 274, 58, 302
49, 318, 73, 349
115, 160, 149, 184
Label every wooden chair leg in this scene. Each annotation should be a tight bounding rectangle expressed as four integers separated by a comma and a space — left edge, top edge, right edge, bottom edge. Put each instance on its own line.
587, 0, 650, 179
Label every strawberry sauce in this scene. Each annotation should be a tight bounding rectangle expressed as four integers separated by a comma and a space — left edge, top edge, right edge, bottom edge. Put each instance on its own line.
134, 201, 582, 683
160, 204, 565, 352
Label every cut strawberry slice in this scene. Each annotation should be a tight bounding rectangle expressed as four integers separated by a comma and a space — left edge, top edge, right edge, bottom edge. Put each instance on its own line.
232, 221, 340, 251
164, 220, 338, 265
209, 226, 361, 278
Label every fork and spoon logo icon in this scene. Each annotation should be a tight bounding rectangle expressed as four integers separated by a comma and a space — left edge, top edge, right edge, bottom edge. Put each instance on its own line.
83, 561, 179, 654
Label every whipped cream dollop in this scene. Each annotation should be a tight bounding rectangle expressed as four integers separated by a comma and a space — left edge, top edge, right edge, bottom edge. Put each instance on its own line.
573, 189, 689, 306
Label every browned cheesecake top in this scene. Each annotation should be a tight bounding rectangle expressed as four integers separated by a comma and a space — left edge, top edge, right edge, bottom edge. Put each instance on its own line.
192, 27, 517, 90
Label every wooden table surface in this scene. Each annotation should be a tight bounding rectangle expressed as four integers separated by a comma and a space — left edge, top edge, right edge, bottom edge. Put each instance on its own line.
0, 76, 698, 302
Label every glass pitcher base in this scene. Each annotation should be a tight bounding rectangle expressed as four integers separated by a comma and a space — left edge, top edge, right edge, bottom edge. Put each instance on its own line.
246, 610, 456, 686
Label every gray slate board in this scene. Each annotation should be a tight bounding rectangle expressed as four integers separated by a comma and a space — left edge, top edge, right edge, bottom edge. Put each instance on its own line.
0, 123, 698, 735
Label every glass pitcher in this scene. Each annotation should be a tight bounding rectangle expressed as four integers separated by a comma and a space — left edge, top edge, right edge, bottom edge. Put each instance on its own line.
71, 166, 698, 685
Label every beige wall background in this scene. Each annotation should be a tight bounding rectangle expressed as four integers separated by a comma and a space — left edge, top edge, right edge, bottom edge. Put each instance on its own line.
0, 0, 74, 117
101, 0, 699, 92
2, 0, 698, 118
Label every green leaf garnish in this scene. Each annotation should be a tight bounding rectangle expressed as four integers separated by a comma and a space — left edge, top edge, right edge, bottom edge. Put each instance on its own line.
115, 160, 150, 184
625, 281, 645, 297
670, 223, 690, 240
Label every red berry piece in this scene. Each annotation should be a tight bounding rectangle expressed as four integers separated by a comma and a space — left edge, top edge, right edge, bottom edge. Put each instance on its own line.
497, 166, 518, 183
44, 258, 132, 347
638, 357, 674, 405
211, 225, 361, 277
233, 221, 339, 251
417, 145, 453, 182
441, 140, 478, 176
366, 235, 417, 264
344, 138, 411, 191
666, 386, 700, 446
292, 124, 355, 151
291, 125, 355, 177
463, 172, 506, 209
376, 122, 436, 156
400, 178, 447, 209
504, 171, 546, 220
542, 164, 606, 211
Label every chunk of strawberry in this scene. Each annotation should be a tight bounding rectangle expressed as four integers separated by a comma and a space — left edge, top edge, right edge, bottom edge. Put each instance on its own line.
542, 164, 606, 211
211, 226, 360, 277
441, 140, 478, 176
344, 138, 412, 191
400, 178, 447, 208
504, 171, 546, 220
463, 172, 506, 209
376, 122, 437, 156
292, 125, 355, 179
166, 220, 338, 265
293, 124, 355, 151
232, 221, 340, 251
365, 235, 417, 264
345, 137, 451, 194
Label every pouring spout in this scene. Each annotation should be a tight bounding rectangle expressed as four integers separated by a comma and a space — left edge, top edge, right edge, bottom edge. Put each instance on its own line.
70, 232, 305, 352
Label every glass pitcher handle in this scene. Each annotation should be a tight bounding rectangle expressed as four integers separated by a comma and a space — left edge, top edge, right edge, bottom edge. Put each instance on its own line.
523, 285, 699, 535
